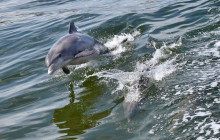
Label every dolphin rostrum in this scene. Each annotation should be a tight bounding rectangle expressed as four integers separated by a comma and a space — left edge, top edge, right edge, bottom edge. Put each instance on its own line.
45, 22, 109, 75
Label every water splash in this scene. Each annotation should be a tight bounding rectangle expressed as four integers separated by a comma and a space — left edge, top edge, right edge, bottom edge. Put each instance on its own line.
69, 31, 141, 70
90, 37, 182, 119
105, 31, 140, 55
136, 38, 182, 80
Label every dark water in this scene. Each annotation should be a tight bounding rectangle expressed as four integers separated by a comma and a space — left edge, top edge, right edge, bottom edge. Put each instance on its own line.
1, 0, 220, 139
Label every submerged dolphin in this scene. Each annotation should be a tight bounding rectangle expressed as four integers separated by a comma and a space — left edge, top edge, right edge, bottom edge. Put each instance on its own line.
123, 76, 155, 120
45, 22, 109, 75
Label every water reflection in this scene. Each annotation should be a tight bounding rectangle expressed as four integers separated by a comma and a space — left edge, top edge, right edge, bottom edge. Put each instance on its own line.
52, 72, 158, 138
52, 78, 122, 138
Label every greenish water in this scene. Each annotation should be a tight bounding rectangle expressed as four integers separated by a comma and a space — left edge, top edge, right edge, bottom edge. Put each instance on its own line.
1, 0, 220, 139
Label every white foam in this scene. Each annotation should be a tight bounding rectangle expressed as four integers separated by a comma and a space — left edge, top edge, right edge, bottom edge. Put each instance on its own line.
149, 39, 182, 67
171, 105, 220, 139
196, 136, 205, 140
90, 69, 144, 102
214, 41, 220, 47
194, 111, 212, 117
210, 81, 218, 88
136, 39, 182, 81
149, 129, 154, 134
150, 59, 176, 81
210, 29, 220, 36
199, 119, 220, 135
104, 31, 140, 55
124, 89, 142, 102
175, 91, 181, 95
93, 70, 142, 84
209, 120, 220, 135
198, 40, 220, 57
214, 98, 220, 104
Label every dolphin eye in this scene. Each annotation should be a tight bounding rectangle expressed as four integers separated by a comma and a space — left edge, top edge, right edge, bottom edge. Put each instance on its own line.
58, 54, 62, 57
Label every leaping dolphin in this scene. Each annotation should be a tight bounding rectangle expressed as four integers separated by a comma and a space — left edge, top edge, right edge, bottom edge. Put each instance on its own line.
45, 22, 109, 75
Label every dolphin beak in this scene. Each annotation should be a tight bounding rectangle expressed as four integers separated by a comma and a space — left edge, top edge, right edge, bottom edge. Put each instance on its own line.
48, 69, 53, 75
48, 64, 55, 75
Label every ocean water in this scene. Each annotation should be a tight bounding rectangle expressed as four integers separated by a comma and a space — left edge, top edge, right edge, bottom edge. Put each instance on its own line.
0, 0, 220, 139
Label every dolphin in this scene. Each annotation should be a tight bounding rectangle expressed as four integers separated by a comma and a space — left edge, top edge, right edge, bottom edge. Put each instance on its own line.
45, 22, 109, 75
123, 76, 155, 120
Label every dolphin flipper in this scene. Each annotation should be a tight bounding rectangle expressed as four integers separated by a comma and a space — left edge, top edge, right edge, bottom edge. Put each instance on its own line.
75, 50, 96, 58
62, 67, 70, 74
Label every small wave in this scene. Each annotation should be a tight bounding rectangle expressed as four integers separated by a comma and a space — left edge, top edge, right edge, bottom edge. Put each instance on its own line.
163, 35, 220, 138
170, 106, 220, 139
197, 40, 220, 58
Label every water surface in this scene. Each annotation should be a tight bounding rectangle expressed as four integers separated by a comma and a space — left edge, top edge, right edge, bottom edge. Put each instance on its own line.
1, 0, 220, 139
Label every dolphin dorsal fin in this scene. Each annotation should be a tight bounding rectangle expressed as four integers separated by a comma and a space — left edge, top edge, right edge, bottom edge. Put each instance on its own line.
69, 22, 77, 34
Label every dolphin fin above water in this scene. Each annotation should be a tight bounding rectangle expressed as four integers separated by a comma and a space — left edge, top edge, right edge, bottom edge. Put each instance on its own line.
69, 22, 78, 33
45, 21, 109, 75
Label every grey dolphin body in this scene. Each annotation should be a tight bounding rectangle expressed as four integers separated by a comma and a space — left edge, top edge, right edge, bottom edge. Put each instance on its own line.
45, 22, 109, 74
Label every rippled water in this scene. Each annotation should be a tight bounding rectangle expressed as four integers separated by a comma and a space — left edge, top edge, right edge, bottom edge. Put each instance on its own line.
1, 0, 220, 139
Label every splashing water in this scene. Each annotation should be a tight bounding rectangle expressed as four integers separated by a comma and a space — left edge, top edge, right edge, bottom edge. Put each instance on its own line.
92, 35, 182, 106
136, 38, 182, 81
105, 31, 140, 55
